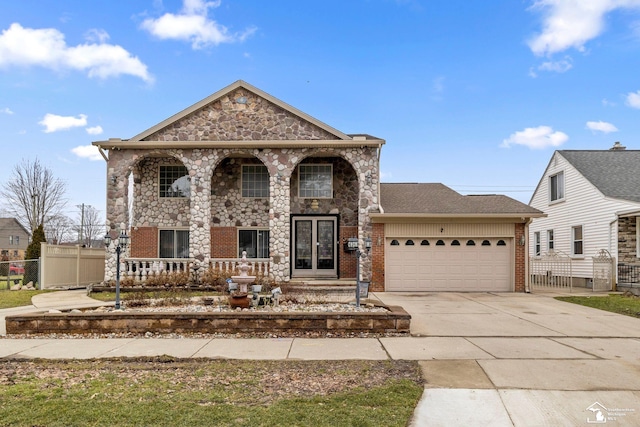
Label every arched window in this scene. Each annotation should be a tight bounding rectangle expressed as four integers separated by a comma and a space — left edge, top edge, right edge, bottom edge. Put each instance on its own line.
497, 240, 506, 246
421, 240, 430, 246
390, 240, 399, 246
406, 240, 415, 246
482, 240, 491, 246
466, 240, 476, 246
451, 240, 460, 246
436, 240, 445, 246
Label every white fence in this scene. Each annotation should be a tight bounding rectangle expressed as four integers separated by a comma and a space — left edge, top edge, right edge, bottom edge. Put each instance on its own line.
40, 243, 105, 289
529, 250, 573, 292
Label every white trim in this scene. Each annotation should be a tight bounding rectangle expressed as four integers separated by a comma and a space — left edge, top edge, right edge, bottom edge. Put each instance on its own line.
549, 171, 565, 203
571, 224, 584, 257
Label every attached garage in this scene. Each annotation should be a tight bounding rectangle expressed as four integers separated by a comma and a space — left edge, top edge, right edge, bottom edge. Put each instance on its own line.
371, 183, 545, 293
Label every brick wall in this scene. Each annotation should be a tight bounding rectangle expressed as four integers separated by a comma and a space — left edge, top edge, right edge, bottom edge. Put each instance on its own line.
339, 226, 357, 279
370, 223, 385, 292
211, 227, 237, 258
130, 227, 158, 258
515, 223, 526, 292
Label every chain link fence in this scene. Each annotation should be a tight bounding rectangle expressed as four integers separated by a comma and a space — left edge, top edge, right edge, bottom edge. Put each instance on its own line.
0, 259, 40, 290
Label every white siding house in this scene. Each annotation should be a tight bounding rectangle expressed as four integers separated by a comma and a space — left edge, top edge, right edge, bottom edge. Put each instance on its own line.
529, 145, 640, 285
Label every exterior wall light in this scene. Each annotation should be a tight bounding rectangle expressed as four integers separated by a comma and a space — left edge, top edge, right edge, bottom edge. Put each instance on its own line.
104, 230, 129, 310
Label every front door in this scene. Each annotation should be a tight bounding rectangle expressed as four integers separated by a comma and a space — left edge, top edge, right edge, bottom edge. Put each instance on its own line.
291, 216, 338, 278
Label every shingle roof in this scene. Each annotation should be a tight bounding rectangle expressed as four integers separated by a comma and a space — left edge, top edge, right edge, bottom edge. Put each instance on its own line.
379, 183, 543, 216
558, 150, 640, 203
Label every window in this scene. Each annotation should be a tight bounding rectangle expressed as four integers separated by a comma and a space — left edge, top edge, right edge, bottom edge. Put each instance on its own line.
451, 240, 460, 246
299, 164, 332, 198
239, 229, 269, 258
534, 232, 541, 256
242, 165, 269, 198
547, 230, 554, 250
421, 240, 430, 246
497, 240, 506, 246
549, 171, 564, 202
466, 240, 476, 246
405, 240, 415, 246
159, 230, 189, 258
160, 165, 190, 198
482, 240, 491, 246
436, 240, 445, 246
572, 225, 583, 256
9, 236, 18, 245
390, 240, 399, 246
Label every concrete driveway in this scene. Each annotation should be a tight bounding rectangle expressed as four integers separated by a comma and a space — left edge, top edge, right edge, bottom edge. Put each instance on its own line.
372, 291, 640, 426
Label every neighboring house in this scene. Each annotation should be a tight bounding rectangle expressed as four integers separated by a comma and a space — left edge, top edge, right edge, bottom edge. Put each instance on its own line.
529, 143, 640, 288
0, 218, 30, 260
93, 80, 543, 292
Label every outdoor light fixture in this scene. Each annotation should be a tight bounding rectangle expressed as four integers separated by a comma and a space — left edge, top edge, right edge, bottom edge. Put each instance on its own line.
104, 230, 129, 310
110, 175, 117, 185
349, 237, 372, 307
519, 234, 526, 246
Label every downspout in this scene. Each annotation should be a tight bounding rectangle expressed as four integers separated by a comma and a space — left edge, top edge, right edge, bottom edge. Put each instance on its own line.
524, 219, 531, 293
377, 145, 384, 214
609, 216, 618, 290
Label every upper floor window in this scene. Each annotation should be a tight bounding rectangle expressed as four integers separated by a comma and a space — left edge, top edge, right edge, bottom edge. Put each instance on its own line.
572, 225, 583, 256
549, 171, 564, 202
534, 232, 541, 256
9, 236, 19, 245
299, 164, 332, 198
160, 165, 190, 198
547, 230, 554, 250
242, 165, 269, 198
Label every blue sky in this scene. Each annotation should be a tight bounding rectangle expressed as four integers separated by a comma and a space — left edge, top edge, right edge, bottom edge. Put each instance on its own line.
1, 0, 640, 225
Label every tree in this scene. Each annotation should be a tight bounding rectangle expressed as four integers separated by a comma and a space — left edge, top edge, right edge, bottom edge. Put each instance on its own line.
45, 214, 73, 245
73, 205, 103, 247
0, 158, 67, 232
24, 223, 46, 285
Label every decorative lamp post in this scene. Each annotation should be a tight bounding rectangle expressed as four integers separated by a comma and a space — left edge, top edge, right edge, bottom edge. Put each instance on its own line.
104, 230, 129, 310
345, 237, 372, 307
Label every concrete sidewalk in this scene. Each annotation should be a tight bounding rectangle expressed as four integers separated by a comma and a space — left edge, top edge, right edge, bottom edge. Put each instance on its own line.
1, 290, 640, 426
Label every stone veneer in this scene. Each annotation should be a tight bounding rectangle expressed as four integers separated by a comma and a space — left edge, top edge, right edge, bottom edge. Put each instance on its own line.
103, 88, 380, 283
618, 216, 638, 264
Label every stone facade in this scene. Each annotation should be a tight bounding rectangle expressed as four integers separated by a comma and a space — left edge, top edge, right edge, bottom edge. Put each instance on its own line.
618, 216, 638, 264
102, 84, 381, 283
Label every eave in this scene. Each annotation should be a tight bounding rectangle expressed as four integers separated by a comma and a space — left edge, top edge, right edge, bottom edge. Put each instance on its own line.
370, 212, 547, 223
92, 139, 385, 150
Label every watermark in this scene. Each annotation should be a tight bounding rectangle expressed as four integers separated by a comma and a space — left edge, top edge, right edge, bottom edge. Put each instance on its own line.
586, 402, 636, 424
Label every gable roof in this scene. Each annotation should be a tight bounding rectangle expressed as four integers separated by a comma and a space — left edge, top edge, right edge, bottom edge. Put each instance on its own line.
0, 218, 31, 236
376, 183, 544, 218
558, 150, 640, 203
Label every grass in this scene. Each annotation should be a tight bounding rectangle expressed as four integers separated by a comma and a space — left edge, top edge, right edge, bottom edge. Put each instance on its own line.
0, 359, 424, 427
555, 293, 640, 319
0, 289, 52, 309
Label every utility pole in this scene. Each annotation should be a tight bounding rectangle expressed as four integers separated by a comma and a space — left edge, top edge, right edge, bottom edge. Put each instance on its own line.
78, 203, 85, 246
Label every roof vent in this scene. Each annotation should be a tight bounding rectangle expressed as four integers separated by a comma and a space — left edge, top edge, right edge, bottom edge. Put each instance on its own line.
610, 141, 626, 150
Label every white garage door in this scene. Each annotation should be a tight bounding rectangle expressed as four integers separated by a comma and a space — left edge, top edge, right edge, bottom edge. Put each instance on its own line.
385, 237, 512, 292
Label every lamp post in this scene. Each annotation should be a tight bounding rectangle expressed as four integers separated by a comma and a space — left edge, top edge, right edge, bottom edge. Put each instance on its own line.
104, 230, 129, 310
346, 237, 372, 307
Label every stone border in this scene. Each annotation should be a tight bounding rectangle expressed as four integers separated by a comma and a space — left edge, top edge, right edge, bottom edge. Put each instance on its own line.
5, 305, 410, 335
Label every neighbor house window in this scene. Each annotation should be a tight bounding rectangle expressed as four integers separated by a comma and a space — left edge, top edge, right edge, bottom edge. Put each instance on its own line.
159, 230, 189, 258
572, 225, 583, 256
299, 164, 332, 198
534, 232, 541, 256
547, 230, 554, 250
238, 229, 269, 258
160, 165, 190, 198
549, 171, 564, 202
9, 236, 18, 245
242, 165, 269, 198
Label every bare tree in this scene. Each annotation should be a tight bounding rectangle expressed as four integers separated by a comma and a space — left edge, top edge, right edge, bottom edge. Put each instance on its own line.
45, 214, 74, 245
74, 204, 103, 247
1, 158, 67, 232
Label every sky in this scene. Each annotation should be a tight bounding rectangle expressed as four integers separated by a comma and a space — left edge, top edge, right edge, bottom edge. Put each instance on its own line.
1, 0, 640, 227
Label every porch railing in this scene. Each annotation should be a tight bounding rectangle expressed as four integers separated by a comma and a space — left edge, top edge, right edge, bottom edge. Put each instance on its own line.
122, 257, 270, 282
618, 263, 640, 285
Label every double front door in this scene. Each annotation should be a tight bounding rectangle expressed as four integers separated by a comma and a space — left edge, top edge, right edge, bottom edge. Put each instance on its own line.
291, 216, 338, 278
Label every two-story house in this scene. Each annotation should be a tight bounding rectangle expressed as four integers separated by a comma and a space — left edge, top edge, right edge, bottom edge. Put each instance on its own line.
93, 80, 543, 292
0, 218, 30, 260
529, 143, 640, 289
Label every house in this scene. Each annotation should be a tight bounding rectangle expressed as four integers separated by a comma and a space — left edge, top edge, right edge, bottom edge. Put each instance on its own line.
93, 80, 543, 292
0, 218, 30, 260
529, 143, 640, 289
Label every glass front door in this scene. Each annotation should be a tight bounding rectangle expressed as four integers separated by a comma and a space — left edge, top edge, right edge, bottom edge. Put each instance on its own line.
292, 216, 337, 278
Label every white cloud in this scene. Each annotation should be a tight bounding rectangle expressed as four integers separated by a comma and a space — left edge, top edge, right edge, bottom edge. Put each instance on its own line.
141, 0, 256, 49
528, 0, 640, 56
85, 125, 103, 135
602, 98, 616, 107
39, 113, 87, 133
0, 23, 153, 82
71, 145, 103, 161
1, 107, 13, 114
501, 125, 569, 149
626, 90, 640, 108
586, 120, 618, 133
537, 57, 573, 73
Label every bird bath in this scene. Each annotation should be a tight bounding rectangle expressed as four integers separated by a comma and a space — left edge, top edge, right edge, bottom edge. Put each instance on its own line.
229, 251, 256, 308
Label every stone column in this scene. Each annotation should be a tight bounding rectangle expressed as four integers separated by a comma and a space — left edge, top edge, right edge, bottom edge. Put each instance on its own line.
187, 149, 215, 272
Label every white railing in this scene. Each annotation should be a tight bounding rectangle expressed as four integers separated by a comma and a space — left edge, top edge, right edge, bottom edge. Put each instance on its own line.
529, 250, 573, 292
209, 258, 270, 275
122, 257, 270, 282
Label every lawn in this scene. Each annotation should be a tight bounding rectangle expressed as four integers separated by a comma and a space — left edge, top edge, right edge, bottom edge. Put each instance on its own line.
0, 358, 424, 427
0, 290, 52, 309
555, 293, 640, 319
